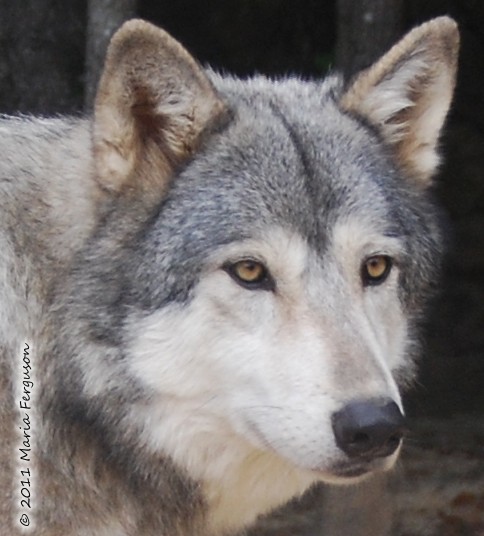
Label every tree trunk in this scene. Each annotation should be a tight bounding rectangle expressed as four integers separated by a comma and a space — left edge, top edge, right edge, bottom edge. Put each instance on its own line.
85, 0, 137, 111
335, 0, 404, 79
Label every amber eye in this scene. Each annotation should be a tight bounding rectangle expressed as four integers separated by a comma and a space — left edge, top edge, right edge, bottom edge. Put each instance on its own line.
362, 255, 392, 286
233, 260, 265, 282
224, 260, 275, 291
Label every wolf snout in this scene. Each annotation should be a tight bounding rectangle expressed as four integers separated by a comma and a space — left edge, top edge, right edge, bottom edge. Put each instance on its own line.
331, 398, 406, 460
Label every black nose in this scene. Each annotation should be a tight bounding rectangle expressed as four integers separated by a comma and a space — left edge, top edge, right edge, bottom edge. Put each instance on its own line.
332, 398, 406, 459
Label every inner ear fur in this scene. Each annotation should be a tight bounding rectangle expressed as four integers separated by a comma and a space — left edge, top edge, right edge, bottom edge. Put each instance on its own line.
340, 17, 459, 185
93, 19, 227, 196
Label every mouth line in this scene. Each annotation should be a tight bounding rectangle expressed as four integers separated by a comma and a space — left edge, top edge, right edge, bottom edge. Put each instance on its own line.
330, 463, 374, 479
325, 454, 397, 481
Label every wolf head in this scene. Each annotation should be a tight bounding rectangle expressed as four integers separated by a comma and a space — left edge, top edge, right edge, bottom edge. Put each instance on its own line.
51, 17, 458, 532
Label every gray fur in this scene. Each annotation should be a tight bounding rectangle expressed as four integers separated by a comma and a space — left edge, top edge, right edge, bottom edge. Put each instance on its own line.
0, 18, 457, 536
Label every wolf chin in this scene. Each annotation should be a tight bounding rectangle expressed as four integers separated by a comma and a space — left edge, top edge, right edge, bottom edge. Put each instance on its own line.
0, 17, 458, 536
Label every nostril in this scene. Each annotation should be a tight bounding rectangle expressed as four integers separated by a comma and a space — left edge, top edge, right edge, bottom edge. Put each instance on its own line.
387, 432, 403, 450
350, 431, 371, 448
332, 398, 406, 460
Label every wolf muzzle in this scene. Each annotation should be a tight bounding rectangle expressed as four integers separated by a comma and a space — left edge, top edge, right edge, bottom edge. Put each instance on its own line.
331, 398, 406, 460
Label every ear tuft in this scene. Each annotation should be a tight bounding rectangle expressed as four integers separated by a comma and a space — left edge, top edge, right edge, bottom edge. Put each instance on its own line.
93, 19, 228, 196
340, 17, 459, 185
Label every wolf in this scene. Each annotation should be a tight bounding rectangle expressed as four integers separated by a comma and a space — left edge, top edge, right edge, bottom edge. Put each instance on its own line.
0, 16, 458, 536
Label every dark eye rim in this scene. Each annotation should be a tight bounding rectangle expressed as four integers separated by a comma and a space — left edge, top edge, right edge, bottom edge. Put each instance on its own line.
361, 255, 393, 286
223, 259, 276, 291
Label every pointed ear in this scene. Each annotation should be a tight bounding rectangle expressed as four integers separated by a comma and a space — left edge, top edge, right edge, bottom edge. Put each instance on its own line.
93, 20, 227, 196
340, 17, 459, 185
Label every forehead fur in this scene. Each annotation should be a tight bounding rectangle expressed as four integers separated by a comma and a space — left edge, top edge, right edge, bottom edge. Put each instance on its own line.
151, 73, 416, 249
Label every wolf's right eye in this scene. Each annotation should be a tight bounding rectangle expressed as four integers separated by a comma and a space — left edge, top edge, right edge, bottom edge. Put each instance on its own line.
224, 260, 275, 291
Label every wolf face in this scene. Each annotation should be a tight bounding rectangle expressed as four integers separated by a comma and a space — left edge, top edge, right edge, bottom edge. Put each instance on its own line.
121, 82, 422, 480
36, 17, 458, 535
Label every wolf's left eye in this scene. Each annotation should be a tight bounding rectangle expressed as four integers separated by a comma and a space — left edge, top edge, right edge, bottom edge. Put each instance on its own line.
224, 260, 275, 291
361, 255, 392, 286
